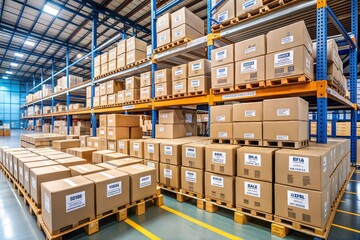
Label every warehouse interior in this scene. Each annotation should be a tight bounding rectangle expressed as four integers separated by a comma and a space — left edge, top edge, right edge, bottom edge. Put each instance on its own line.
0, 0, 359, 239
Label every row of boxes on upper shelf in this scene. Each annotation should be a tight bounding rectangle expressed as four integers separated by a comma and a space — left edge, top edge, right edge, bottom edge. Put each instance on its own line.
311, 121, 360, 137
94, 37, 150, 78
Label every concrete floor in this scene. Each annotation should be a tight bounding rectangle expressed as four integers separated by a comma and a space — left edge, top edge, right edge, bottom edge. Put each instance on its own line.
0, 130, 359, 240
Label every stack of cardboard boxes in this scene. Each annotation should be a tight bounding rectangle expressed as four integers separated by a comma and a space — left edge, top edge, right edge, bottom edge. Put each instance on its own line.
55, 75, 83, 92
92, 80, 123, 107
154, 68, 172, 98
101, 52, 109, 76
188, 59, 211, 94
310, 121, 332, 136
210, 105, 233, 142
108, 46, 117, 73
172, 64, 188, 95
124, 76, 140, 103
211, 44, 235, 91
197, 113, 209, 136
140, 71, 152, 100
126, 37, 147, 65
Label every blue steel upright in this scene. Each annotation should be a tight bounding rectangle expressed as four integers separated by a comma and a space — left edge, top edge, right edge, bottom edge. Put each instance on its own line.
151, 0, 157, 138
51, 57, 55, 132
66, 45, 72, 135
91, 12, 98, 137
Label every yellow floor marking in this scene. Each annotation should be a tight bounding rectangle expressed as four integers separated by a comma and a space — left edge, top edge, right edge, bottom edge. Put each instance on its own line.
332, 223, 360, 234
337, 209, 360, 217
160, 205, 243, 240
124, 219, 161, 240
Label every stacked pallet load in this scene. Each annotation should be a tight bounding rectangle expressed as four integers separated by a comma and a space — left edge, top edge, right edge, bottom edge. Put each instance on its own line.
188, 59, 211, 95
126, 37, 147, 65
20, 133, 67, 148
124, 76, 140, 103
140, 71, 152, 101
172, 64, 188, 96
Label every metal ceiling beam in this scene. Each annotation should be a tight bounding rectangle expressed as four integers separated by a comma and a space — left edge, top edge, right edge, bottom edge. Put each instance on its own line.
0, 0, 5, 21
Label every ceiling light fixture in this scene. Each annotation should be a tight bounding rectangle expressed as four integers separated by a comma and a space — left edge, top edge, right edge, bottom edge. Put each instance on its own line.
10, 63, 18, 67
5, 71, 13, 74
77, 53, 83, 58
14, 52, 24, 58
24, 40, 35, 47
43, 3, 60, 16
2, 76, 8, 79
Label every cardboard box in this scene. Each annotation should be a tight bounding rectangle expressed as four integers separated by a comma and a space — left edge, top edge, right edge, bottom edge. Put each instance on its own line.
237, 147, 277, 182
109, 47, 117, 61
172, 79, 187, 94
108, 94, 116, 105
24, 160, 60, 193
99, 139, 108, 150
144, 160, 159, 183
126, 36, 147, 52
157, 13, 171, 33
210, 123, 233, 140
205, 144, 239, 176
94, 66, 101, 78
52, 140, 80, 150
160, 140, 192, 165
157, 29, 171, 47
98, 127, 107, 139
108, 60, 117, 72
15, 155, 47, 184
100, 95, 107, 106
188, 76, 210, 93
140, 86, 151, 100
267, 21, 313, 54
106, 80, 123, 94
160, 163, 181, 188
126, 50, 146, 65
263, 97, 309, 121
106, 158, 142, 168
181, 166, 204, 195
140, 71, 152, 87
116, 91, 124, 104
84, 170, 130, 215
144, 139, 165, 161
107, 127, 130, 140
235, 55, 266, 84
159, 109, 196, 124
213, 0, 235, 23
155, 124, 197, 139
102, 152, 129, 162
108, 140, 117, 151
93, 96, 100, 107
69, 164, 104, 176
101, 52, 108, 64
94, 56, 101, 67
107, 114, 140, 127
95, 163, 118, 170
55, 157, 87, 167
155, 82, 172, 97
131, 127, 142, 139
182, 141, 210, 169
155, 69, 172, 84
101, 64, 108, 75
205, 172, 234, 204
188, 59, 211, 77
117, 140, 130, 155
117, 40, 126, 55
266, 46, 314, 80
236, 177, 272, 213
275, 183, 331, 228
118, 164, 157, 202
313, 39, 342, 70
100, 83, 107, 96
130, 140, 145, 159
211, 44, 234, 67
172, 64, 188, 81
233, 122, 262, 140
117, 53, 126, 68
92, 150, 115, 164
124, 89, 140, 102
30, 165, 71, 207
233, 102, 263, 122
41, 176, 95, 233
236, 0, 263, 16
172, 24, 203, 42
171, 7, 204, 32
87, 137, 100, 150
263, 121, 309, 142
211, 63, 234, 89
210, 105, 233, 123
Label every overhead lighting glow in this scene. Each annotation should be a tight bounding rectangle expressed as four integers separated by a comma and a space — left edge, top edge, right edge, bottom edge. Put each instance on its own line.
24, 40, 35, 47
14, 52, 24, 58
5, 71, 13, 74
77, 53, 83, 59
2, 76, 8, 79
43, 3, 59, 16
10, 63, 18, 67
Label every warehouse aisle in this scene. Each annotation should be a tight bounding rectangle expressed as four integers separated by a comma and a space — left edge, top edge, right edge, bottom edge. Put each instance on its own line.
1, 130, 359, 240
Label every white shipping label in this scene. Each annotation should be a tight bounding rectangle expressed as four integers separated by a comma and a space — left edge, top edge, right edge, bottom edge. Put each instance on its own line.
191, 79, 200, 87
244, 133, 255, 139
215, 50, 227, 61
276, 135, 289, 141
289, 156, 309, 173
245, 46, 256, 54
118, 142, 125, 149
186, 132, 193, 136
125, 91, 132, 97
216, 115, 225, 122
185, 171, 196, 183
161, 113, 168, 119
140, 175, 151, 188
44, 193, 50, 213
159, 127, 164, 132
109, 143, 115, 150
185, 147, 196, 158
164, 169, 172, 179
25, 171, 29, 182
175, 69, 183, 76
159, 19, 165, 26
274, 50, 294, 67
277, 108, 290, 116
216, 67, 228, 78
191, 63, 201, 70
212, 151, 226, 164
133, 143, 140, 151
245, 110, 256, 117
306, 58, 311, 70
94, 142, 99, 147
156, 86, 164, 92
160, 35, 166, 41
175, 30, 182, 37
211, 175, 224, 188
164, 146, 173, 155
107, 181, 122, 198
147, 144, 154, 153
243, 0, 256, 9
141, 88, 149, 94
175, 82, 184, 90
100, 130, 105, 135
323, 156, 327, 173
66, 191, 86, 213
31, 176, 37, 190
281, 35, 294, 45
241, 60, 257, 73
244, 181, 261, 198
156, 72, 164, 79
244, 153, 261, 166
147, 162, 155, 168
218, 10, 228, 22
287, 190, 309, 210
218, 132, 228, 138
174, 15, 181, 23
19, 166, 23, 176
185, 113, 193, 123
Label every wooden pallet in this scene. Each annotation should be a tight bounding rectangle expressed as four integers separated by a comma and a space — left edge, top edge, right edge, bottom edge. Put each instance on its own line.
210, 138, 234, 144
233, 139, 263, 146
154, 38, 191, 53
180, 189, 204, 199
235, 81, 266, 90
328, 78, 346, 96
205, 198, 234, 212
160, 186, 205, 210
263, 139, 309, 149
159, 184, 179, 192
266, 75, 311, 87
212, 87, 235, 95
235, 206, 273, 221
187, 91, 208, 96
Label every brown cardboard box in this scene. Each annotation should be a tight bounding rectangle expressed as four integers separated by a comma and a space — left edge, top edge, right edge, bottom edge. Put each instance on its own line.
93, 96, 100, 107
52, 140, 80, 150
96, 163, 117, 170
172, 64, 188, 81
24, 160, 59, 193
69, 164, 104, 176
117, 140, 130, 155
160, 140, 192, 165
211, 63, 234, 89
106, 158, 142, 168
100, 83, 107, 96
205, 172, 234, 204
182, 141, 210, 169
181, 167, 204, 195
159, 109, 196, 124
263, 97, 309, 121
87, 137, 100, 149
86, 98, 91, 108
263, 121, 308, 141
157, 29, 171, 47
235, 56, 266, 84
160, 163, 181, 188
94, 86, 100, 96
86, 86, 92, 98
100, 95, 107, 106
171, 7, 204, 32
266, 46, 314, 80
17, 156, 49, 185
233, 102, 263, 122
118, 164, 156, 202
84, 170, 130, 215
172, 79, 187, 94
210, 105, 233, 123
140, 71, 152, 87
188, 59, 211, 77
125, 77, 140, 90
267, 21, 313, 54
205, 144, 239, 176
144, 139, 165, 161
41, 176, 95, 233
30, 165, 71, 207
155, 124, 197, 139
213, 0, 235, 23
98, 127, 107, 139
107, 94, 116, 105
101, 52, 108, 64
101, 64, 108, 75
172, 24, 203, 42
106, 80, 123, 94
233, 122, 262, 141
109, 47, 117, 61
275, 147, 331, 190
126, 36, 147, 52
155, 69, 172, 84
236, 177, 272, 213
140, 86, 151, 100
108, 60, 117, 72
74, 147, 97, 163
126, 50, 146, 65
210, 123, 233, 140
116, 91, 124, 104
92, 150, 115, 164
55, 157, 87, 167
275, 183, 331, 228
236, 0, 263, 16
108, 140, 117, 151
237, 147, 277, 182
188, 76, 211, 93
157, 13, 171, 33
143, 160, 159, 183
130, 140, 145, 159
117, 53, 126, 68
130, 127, 142, 139
102, 152, 129, 162
124, 89, 140, 102
117, 40, 126, 55
313, 39, 341, 70
211, 45, 234, 67
107, 114, 140, 127
94, 56, 101, 67
107, 127, 130, 140
155, 82, 172, 97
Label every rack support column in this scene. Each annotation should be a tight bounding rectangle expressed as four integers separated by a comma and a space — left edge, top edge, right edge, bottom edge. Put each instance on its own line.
65, 45, 72, 135
91, 12, 98, 137
151, 0, 157, 139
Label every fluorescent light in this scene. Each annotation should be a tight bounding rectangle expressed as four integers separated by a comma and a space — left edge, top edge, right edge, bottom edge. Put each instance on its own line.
5, 71, 13, 74
24, 40, 35, 47
2, 76, 8, 79
14, 52, 24, 58
77, 53, 83, 58
10, 63, 18, 67
43, 3, 59, 16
